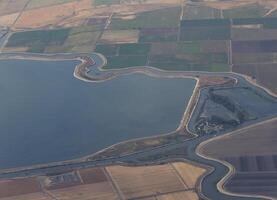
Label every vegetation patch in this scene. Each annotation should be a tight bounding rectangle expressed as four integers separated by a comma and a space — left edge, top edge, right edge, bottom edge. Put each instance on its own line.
183, 5, 221, 20
96, 44, 119, 56
110, 7, 181, 30
6, 29, 70, 53
104, 55, 148, 68
180, 19, 230, 40
223, 3, 269, 19
94, 0, 120, 6
118, 43, 150, 55
139, 28, 178, 42
26, 0, 77, 9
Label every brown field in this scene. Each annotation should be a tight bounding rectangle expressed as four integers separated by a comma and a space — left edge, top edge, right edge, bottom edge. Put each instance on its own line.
51, 181, 118, 200
201, 118, 277, 199
100, 30, 139, 44
106, 164, 186, 199
233, 63, 277, 94
0, 178, 40, 198
157, 191, 199, 200
79, 167, 108, 184
201, 118, 277, 158
171, 162, 206, 189
0, 161, 206, 200
0, 193, 50, 200
150, 42, 177, 55
225, 172, 277, 198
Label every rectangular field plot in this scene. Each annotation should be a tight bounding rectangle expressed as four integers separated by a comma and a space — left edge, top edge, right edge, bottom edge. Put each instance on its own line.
100, 30, 139, 44
171, 162, 206, 188
6, 29, 70, 53
106, 164, 186, 199
232, 28, 277, 41
232, 52, 277, 64
223, 155, 277, 172
0, 193, 51, 200
0, 178, 41, 198
105, 55, 148, 68
158, 191, 199, 200
139, 28, 178, 42
79, 167, 108, 184
183, 5, 221, 20
233, 17, 277, 29
232, 40, 277, 53
223, 3, 269, 19
226, 172, 277, 198
180, 19, 231, 40
110, 7, 181, 30
51, 182, 118, 200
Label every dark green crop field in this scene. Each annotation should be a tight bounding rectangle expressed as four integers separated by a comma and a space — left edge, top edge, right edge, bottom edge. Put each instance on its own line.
6, 29, 70, 53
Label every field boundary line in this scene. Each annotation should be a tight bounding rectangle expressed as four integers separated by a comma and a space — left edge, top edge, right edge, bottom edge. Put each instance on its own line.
103, 167, 125, 200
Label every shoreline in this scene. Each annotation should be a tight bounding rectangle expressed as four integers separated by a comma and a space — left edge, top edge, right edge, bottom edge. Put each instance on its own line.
0, 52, 276, 200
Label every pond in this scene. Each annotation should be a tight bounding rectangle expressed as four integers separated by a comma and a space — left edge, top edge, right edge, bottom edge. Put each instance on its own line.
0, 59, 196, 169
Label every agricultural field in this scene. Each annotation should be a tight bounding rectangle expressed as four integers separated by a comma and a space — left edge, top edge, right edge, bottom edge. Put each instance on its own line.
180, 19, 231, 41
110, 7, 181, 30
182, 4, 221, 20
100, 29, 139, 44
26, 0, 77, 10
0, 0, 29, 16
201, 118, 277, 199
4, 25, 102, 53
0, 162, 206, 200
233, 63, 277, 94
222, 3, 269, 19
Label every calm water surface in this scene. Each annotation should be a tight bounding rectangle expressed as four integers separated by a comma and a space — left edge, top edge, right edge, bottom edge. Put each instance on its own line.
0, 59, 195, 169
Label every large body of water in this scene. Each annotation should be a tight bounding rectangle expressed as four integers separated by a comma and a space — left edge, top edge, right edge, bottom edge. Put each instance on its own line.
0, 59, 196, 169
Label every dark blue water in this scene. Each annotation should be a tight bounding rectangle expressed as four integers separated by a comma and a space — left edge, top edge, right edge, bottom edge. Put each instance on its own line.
0, 59, 196, 169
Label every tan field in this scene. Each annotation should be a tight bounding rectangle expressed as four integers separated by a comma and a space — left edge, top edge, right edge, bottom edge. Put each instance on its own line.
100, 30, 139, 44
106, 164, 187, 199
0, 161, 206, 200
14, 0, 93, 29
171, 162, 206, 189
2, 47, 29, 53
0, 13, 19, 27
51, 182, 118, 200
158, 191, 199, 200
0, 193, 51, 200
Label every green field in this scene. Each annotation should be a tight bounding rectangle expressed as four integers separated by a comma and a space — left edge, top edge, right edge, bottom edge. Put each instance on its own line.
223, 3, 268, 19
183, 5, 221, 20
6, 29, 70, 53
110, 7, 181, 30
104, 55, 148, 69
118, 43, 150, 55
94, 0, 120, 6
6, 25, 103, 53
26, 0, 76, 9
96, 44, 119, 56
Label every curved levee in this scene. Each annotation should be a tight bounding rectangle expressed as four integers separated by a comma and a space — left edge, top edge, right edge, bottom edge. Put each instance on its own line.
0, 52, 276, 200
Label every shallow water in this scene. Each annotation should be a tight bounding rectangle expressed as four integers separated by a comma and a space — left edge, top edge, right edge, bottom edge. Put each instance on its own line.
0, 59, 196, 169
